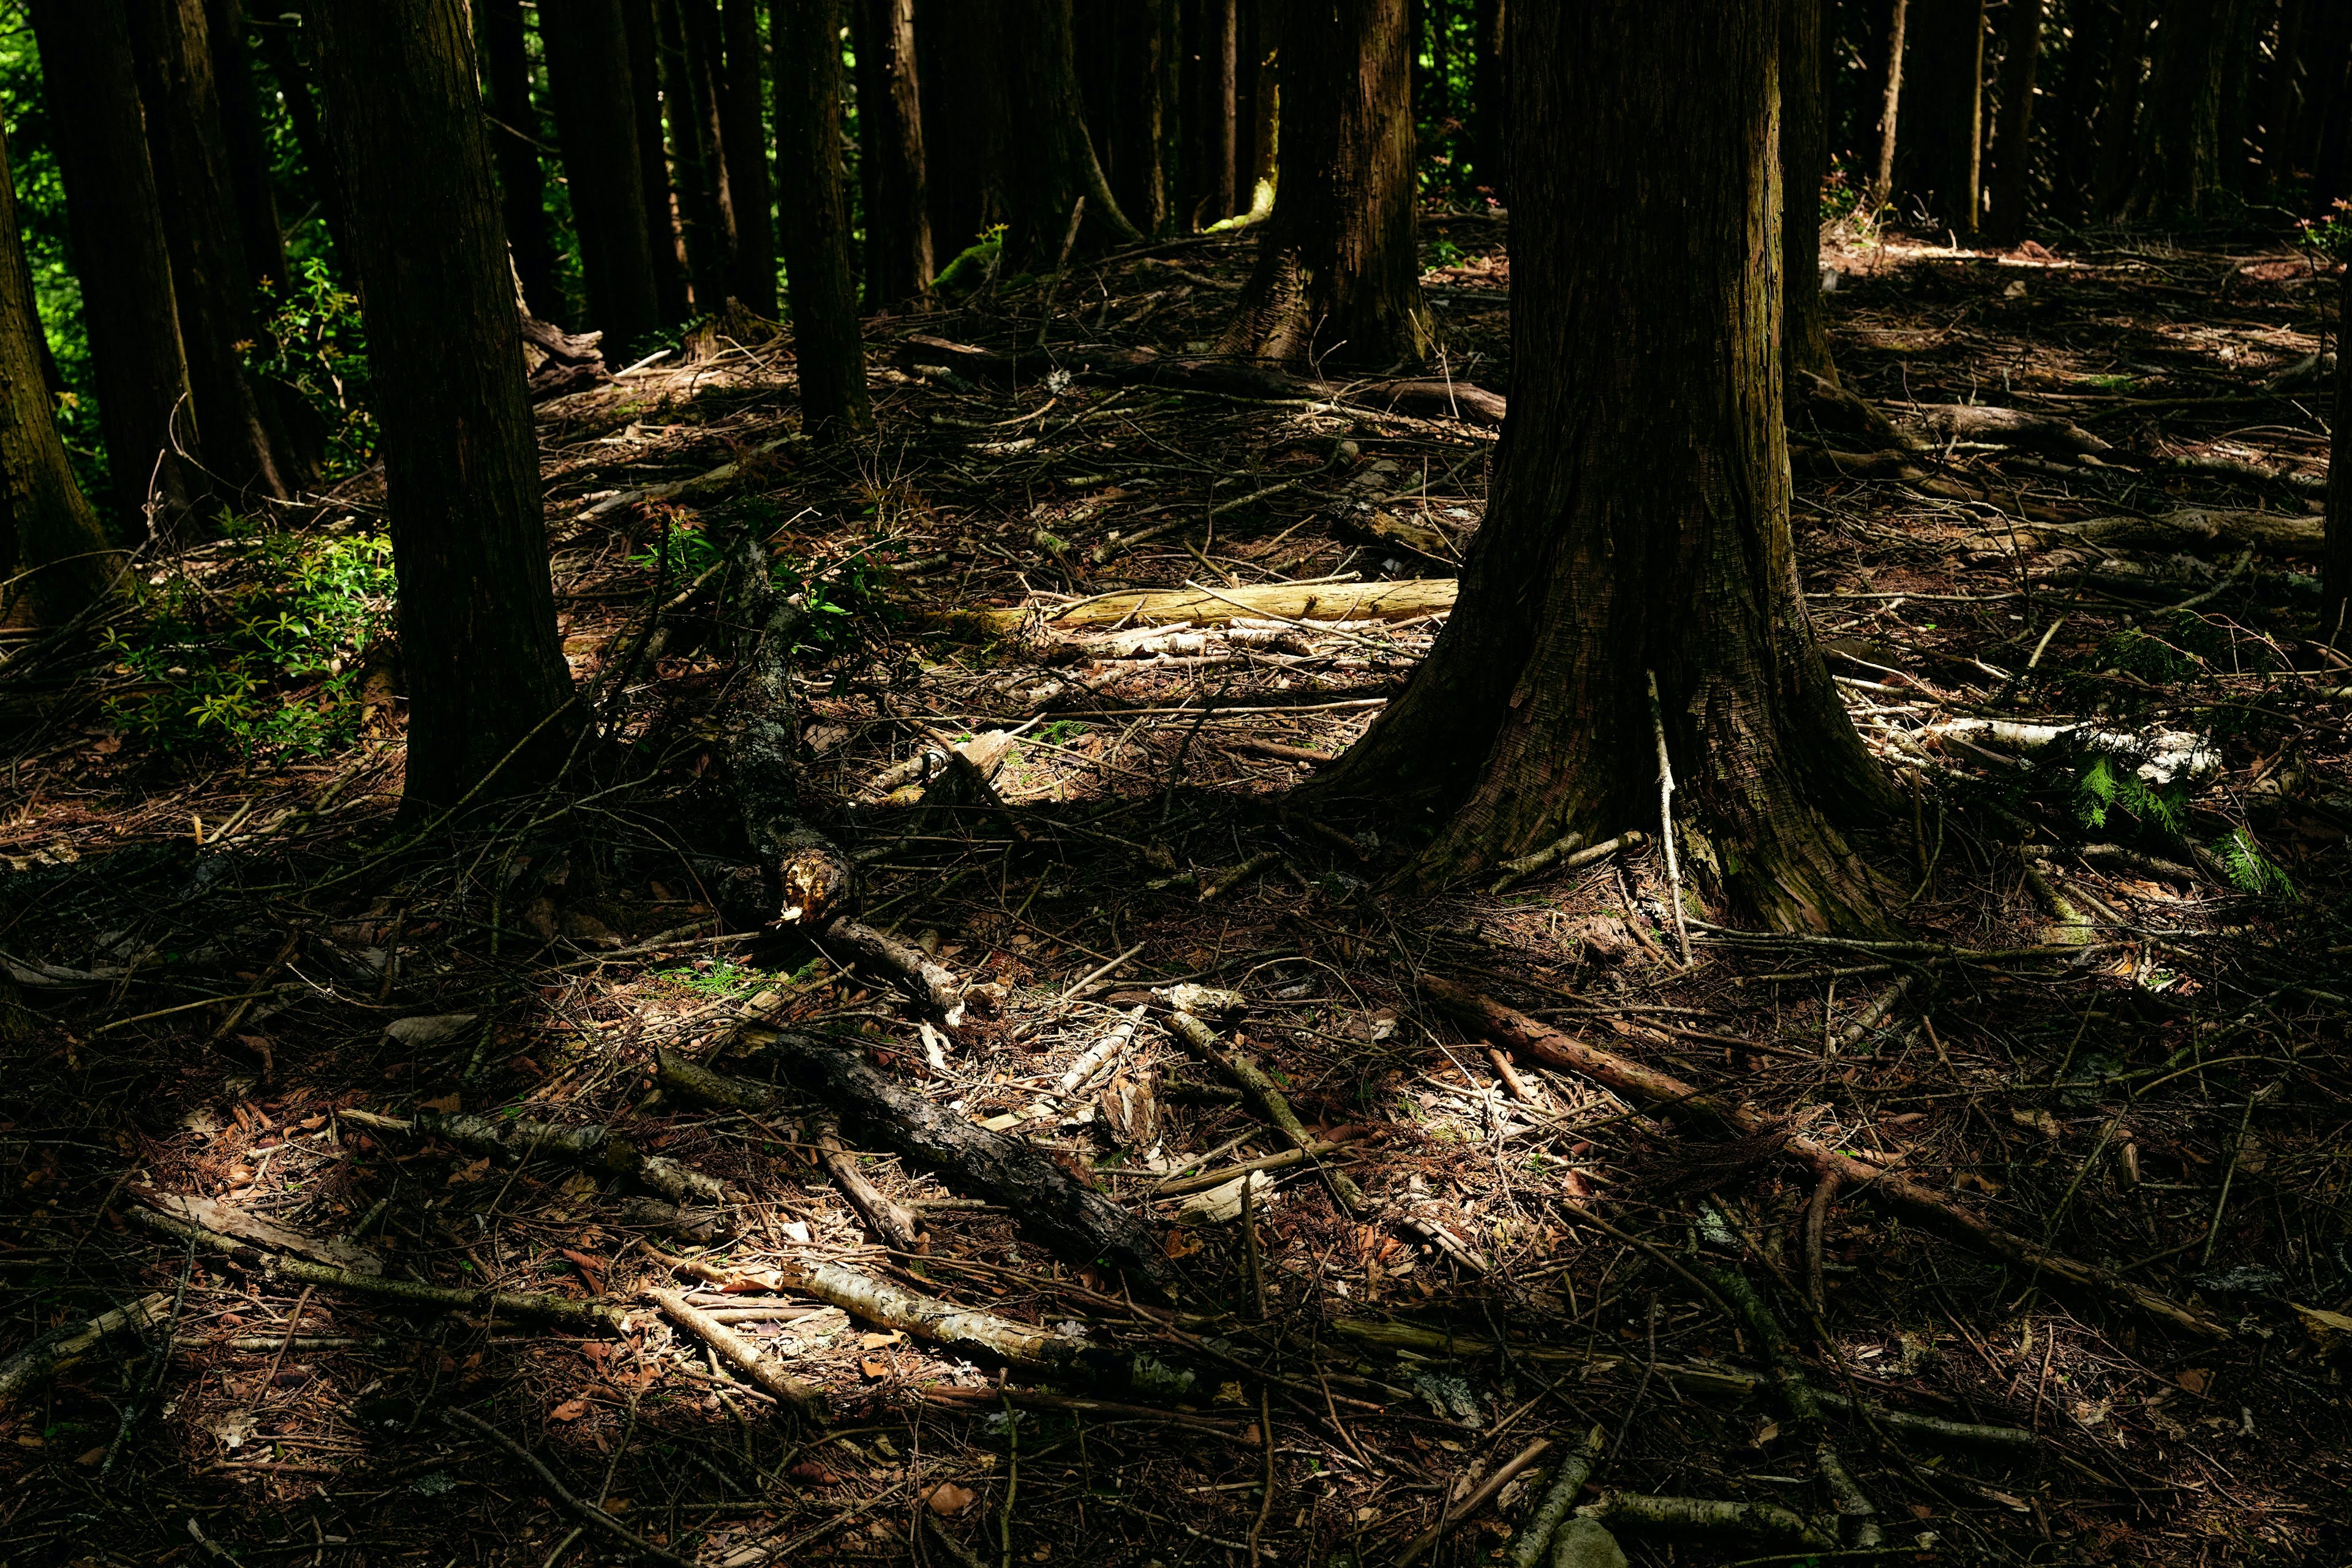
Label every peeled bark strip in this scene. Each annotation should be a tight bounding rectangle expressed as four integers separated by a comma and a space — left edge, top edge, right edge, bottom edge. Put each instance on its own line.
0, 1293, 171, 1407
1168, 1011, 1363, 1213
648, 1287, 823, 1411
658, 1044, 1178, 1298
1423, 976, 2228, 1338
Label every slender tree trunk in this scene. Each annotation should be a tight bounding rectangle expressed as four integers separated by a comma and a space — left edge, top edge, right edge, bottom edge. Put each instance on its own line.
2293, 0, 2351, 207
1472, 0, 1507, 200
1102, 0, 1169, 233
1204, 0, 1237, 219
126, 0, 299, 502
477, 0, 560, 318
0, 121, 126, 625
623, 0, 691, 322
772, 0, 872, 431
1241, 2, 1278, 217
657, 0, 730, 309
541, 0, 664, 353
2094, 0, 2151, 209
1316, 0, 1890, 929
2053, 0, 2112, 217
1986, 0, 2046, 244
2257, 0, 2307, 194
997, 0, 1145, 267
2130, 0, 2245, 214
1871, 0, 1907, 205
201, 0, 289, 295
1782, 0, 1837, 388
1902, 0, 1985, 236
252, 2, 355, 268
2329, 261, 2352, 636
1218, 0, 1428, 368
28, 0, 200, 530
851, 0, 934, 306
309, 0, 578, 809
913, 0, 1008, 254
720, 0, 777, 313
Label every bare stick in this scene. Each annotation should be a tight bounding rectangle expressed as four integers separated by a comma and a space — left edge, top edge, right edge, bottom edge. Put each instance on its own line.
813, 1122, 922, 1251
1396, 1436, 1551, 1568
646, 1287, 823, 1414
1508, 1425, 1606, 1568
1645, 671, 1691, 963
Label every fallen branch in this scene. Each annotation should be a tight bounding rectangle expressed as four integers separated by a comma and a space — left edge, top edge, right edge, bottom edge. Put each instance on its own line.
441, 1405, 688, 1565
1420, 978, 2227, 1338
1581, 1493, 1833, 1550
1167, 1011, 1364, 1213
0, 1292, 170, 1408
340, 1107, 728, 1213
918, 1382, 1254, 1441
813, 1121, 922, 1252
1396, 1435, 1551, 1568
927, 578, 1456, 636
1708, 1265, 1879, 1548
646, 1287, 823, 1413
819, 917, 971, 1022
1509, 1425, 1608, 1568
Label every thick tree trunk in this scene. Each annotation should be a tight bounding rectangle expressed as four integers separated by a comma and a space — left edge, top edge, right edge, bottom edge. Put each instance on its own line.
719, 0, 777, 314
309, 0, 579, 809
772, 0, 872, 431
200, 0, 289, 295
2130, 0, 2245, 214
477, 0, 560, 318
997, 0, 1145, 266
656, 0, 731, 310
2327, 262, 2352, 636
1218, 0, 1428, 368
1781, 0, 1836, 388
2094, 0, 2151, 210
850, 0, 934, 306
1901, 0, 1984, 236
541, 0, 665, 353
0, 121, 126, 625
1870, 0, 1907, 204
28, 0, 199, 530
622, 0, 691, 322
913, 0, 1008, 254
1472, 0, 1507, 200
1985, 0, 2046, 244
1316, 0, 1890, 930
126, 0, 300, 502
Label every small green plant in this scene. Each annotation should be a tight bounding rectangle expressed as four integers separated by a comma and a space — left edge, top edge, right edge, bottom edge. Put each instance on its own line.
2214, 826, 2297, 899
2071, 750, 2188, 834
1034, 719, 1090, 747
657, 956, 765, 998
1427, 236, 1466, 268
2097, 626, 2196, 684
2294, 198, 2352, 262
102, 519, 396, 762
246, 257, 375, 478
2080, 372, 2139, 392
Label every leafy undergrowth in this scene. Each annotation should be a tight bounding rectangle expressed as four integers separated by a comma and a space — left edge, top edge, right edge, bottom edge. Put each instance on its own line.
2, 216, 2350, 1568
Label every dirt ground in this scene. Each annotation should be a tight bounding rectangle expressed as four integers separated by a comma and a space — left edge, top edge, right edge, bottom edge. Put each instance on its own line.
3, 210, 2350, 1568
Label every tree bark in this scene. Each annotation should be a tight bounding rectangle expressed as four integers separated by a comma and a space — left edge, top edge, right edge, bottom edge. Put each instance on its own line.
850, 0, 934, 307
1870, 0, 1907, 205
2327, 261, 2352, 636
997, 0, 1146, 266
1218, 0, 1428, 368
2094, 0, 2152, 210
2130, 0, 2246, 215
719, 0, 778, 313
1240, 0, 1278, 216
476, 0, 561, 319
2051, 0, 2111, 217
309, 0, 580, 809
912, 0, 1008, 255
201, 0, 290, 295
1100, 0, 1168, 233
655, 0, 731, 311
2256, 0, 2307, 194
772, 0, 872, 431
1901, 0, 1984, 236
28, 0, 200, 530
251, 1, 355, 271
1196, 0, 1237, 222
1472, 0, 1507, 200
1314, 0, 1891, 929
1781, 0, 1837, 388
622, 0, 692, 322
126, 0, 301, 502
1985, 0, 2046, 244
0, 119, 126, 625
541, 0, 665, 354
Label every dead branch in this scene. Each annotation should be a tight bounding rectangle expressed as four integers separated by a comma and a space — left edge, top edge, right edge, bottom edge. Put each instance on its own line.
646, 1287, 824, 1414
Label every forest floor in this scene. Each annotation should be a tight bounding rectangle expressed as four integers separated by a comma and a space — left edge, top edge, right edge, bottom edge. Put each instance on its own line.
2, 211, 2350, 1568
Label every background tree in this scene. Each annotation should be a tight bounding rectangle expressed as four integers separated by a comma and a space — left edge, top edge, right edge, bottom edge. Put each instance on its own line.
1185, 0, 1236, 225
656, 0, 731, 311
1081, 0, 1169, 235
1317, 0, 1890, 929
251, 0, 354, 266
772, 0, 872, 431
1986, 0, 2046, 244
202, 0, 290, 297
851, 0, 934, 306
2328, 262, 2351, 637
541, 0, 665, 355
2130, 0, 2245, 216
997, 0, 1145, 266
28, 0, 200, 527
2092, 0, 2150, 210
1901, 0, 1985, 237
1218, 0, 1428, 366
1868, 0, 1907, 206
309, 0, 578, 808
1472, 0, 1507, 199
0, 120, 126, 626
476, 0, 561, 318
914, 0, 1009, 255
719, 0, 778, 313
1782, 0, 1837, 387
623, 0, 692, 322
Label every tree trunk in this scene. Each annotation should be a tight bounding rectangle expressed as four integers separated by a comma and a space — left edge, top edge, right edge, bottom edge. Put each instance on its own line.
913, 0, 1007, 254
1314, 0, 1891, 930
1100, 0, 1168, 233
1870, 0, 1907, 205
201, 0, 290, 295
2130, 0, 2245, 214
308, 0, 579, 809
542, 0, 665, 353
998, 0, 1145, 266
1782, 0, 1836, 388
0, 120, 126, 625
623, 0, 692, 322
2256, 0, 2307, 194
1901, 0, 1984, 236
1985, 0, 2046, 244
2052, 0, 2111, 217
477, 0, 560, 318
719, 0, 778, 313
1218, 0, 1428, 368
1198, 0, 1237, 221
772, 0, 872, 431
251, 1, 355, 269
126, 0, 301, 503
656, 0, 731, 310
850, 0, 934, 306
28, 0, 200, 530
1472, 0, 1507, 200
2094, 0, 2151, 209
1240, 0, 1278, 216
2327, 262, 2352, 636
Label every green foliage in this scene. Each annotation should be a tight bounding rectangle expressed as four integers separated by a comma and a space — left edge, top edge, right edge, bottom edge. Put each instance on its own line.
2213, 826, 2297, 900
624, 513, 893, 647
2070, 750, 2187, 834
1427, 236, 1467, 268
1033, 719, 1090, 747
933, 228, 1005, 295
102, 521, 397, 763
2096, 625, 2195, 685
247, 258, 376, 478
2294, 198, 2352, 262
